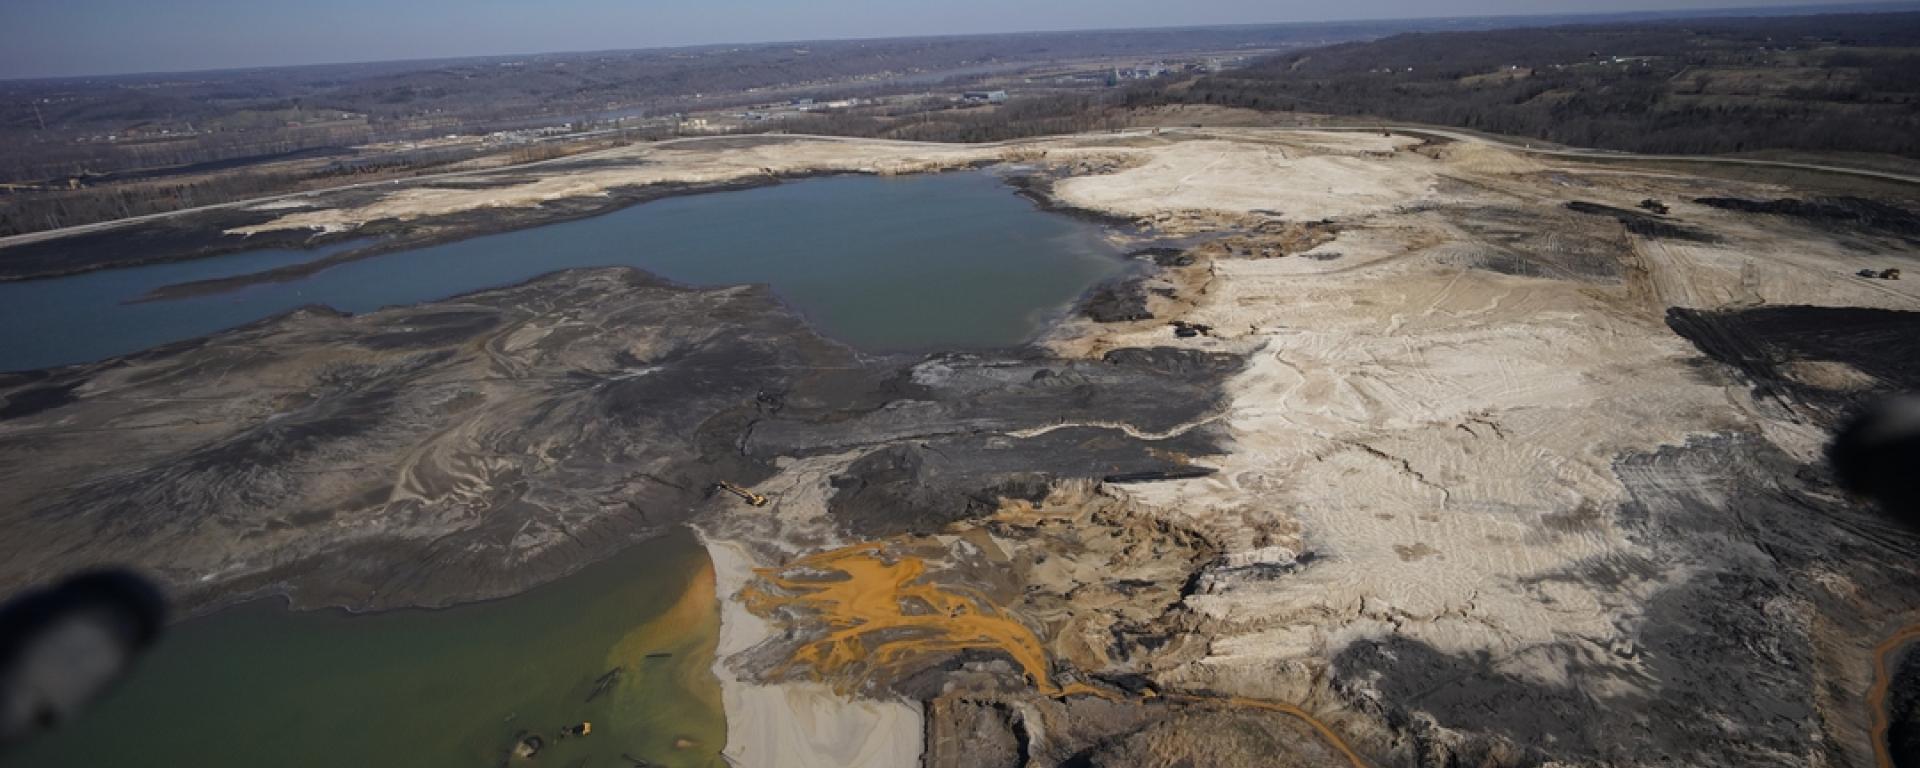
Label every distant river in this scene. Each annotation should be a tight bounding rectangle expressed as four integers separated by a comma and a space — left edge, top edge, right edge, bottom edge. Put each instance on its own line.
0, 171, 1124, 372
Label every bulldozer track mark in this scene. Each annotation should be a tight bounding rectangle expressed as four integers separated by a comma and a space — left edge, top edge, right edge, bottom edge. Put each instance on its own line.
1003, 414, 1222, 442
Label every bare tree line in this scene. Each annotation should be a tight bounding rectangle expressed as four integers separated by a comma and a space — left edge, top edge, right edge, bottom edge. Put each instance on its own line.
1126, 13, 1920, 157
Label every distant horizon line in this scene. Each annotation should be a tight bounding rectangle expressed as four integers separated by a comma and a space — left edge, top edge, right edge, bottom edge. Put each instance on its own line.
7, 0, 1917, 83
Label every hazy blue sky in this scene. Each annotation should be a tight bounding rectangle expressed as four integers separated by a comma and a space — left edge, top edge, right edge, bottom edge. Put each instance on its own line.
0, 0, 1888, 79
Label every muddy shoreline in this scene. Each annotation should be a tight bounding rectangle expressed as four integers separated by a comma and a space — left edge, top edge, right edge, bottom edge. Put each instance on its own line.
125, 163, 1054, 304
11, 126, 1920, 768
1, 149, 1186, 621
0, 140, 1011, 285
129, 178, 786, 301
1, 169, 817, 288
1004, 172, 1142, 228
0, 248, 1231, 618
126, 173, 831, 302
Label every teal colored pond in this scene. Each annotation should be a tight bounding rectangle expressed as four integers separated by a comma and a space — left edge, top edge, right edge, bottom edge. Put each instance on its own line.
12, 530, 728, 768
0, 172, 1124, 372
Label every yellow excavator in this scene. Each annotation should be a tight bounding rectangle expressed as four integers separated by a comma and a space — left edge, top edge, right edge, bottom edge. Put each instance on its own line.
712, 481, 769, 507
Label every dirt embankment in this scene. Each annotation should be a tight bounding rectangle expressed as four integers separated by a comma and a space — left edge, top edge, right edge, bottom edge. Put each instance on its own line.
0, 261, 1236, 620
714, 127, 1920, 768
0, 269, 850, 613
0, 136, 1009, 283
8, 127, 1920, 768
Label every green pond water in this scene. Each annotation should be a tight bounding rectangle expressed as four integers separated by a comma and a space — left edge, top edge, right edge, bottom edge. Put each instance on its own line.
2, 170, 1131, 766
0, 171, 1125, 371
13, 530, 727, 768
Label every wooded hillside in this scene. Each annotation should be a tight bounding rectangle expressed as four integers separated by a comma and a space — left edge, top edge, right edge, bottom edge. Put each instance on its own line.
1140, 13, 1920, 156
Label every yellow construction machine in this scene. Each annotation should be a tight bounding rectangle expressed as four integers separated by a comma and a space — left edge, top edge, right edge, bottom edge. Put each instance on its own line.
713, 481, 769, 507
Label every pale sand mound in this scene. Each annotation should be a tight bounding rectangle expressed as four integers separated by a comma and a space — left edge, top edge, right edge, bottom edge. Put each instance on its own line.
1062, 135, 1920, 748
1112, 249, 1733, 681
224, 130, 1454, 238
1633, 221, 1920, 312
1785, 360, 1881, 391
1051, 136, 1438, 220
227, 138, 1004, 235
1442, 140, 1551, 176
703, 536, 923, 768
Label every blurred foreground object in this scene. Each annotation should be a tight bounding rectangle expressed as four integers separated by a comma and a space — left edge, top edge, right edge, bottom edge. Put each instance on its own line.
1830, 395, 1920, 526
0, 570, 165, 748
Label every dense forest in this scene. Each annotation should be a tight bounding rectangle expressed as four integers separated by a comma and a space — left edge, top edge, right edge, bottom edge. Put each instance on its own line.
1135, 13, 1920, 157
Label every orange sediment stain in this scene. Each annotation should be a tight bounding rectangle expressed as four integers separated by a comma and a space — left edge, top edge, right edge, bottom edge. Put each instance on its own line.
743, 542, 1367, 766
608, 556, 719, 662
740, 542, 1073, 693
1870, 623, 1920, 768
604, 552, 729, 762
